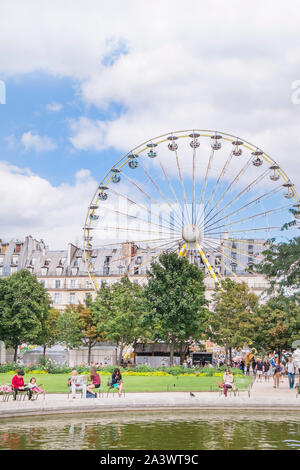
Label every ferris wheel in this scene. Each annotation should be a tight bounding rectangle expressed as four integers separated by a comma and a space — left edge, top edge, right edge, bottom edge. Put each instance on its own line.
83, 129, 300, 290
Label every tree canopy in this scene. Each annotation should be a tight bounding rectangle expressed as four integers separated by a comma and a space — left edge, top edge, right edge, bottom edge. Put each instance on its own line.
143, 252, 208, 365
0, 270, 50, 361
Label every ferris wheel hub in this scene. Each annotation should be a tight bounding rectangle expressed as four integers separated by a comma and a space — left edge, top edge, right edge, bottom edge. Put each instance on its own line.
182, 224, 203, 243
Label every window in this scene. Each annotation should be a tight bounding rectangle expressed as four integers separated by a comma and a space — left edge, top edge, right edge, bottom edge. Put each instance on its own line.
1, 244, 7, 254
10, 266, 17, 274
0, 256, 4, 265
14, 244, 22, 253
41, 267, 48, 276
56, 266, 63, 276
30, 258, 36, 266
71, 267, 78, 276
134, 267, 139, 275
0, 267, 3, 276
40, 280, 47, 288
44, 259, 51, 266
53, 293, 61, 304
104, 256, 111, 265
12, 255, 18, 265
55, 280, 61, 289
86, 280, 92, 288
69, 279, 77, 289
136, 256, 142, 265
69, 293, 76, 304
103, 266, 110, 275
118, 265, 124, 275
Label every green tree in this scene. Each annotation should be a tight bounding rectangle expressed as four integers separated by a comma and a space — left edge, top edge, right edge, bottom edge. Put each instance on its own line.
0, 270, 50, 361
37, 307, 60, 358
255, 237, 300, 298
57, 306, 82, 349
143, 252, 207, 366
255, 295, 300, 360
93, 277, 146, 365
76, 300, 106, 364
208, 278, 259, 363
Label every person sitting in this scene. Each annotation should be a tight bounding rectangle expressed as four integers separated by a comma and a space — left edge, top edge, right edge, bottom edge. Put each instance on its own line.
217, 368, 234, 397
87, 367, 101, 397
11, 370, 33, 400
111, 368, 123, 397
67, 369, 87, 399
27, 377, 45, 395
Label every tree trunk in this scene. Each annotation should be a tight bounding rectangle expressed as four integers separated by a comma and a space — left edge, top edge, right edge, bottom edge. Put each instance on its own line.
133, 340, 137, 366
229, 347, 232, 365
43, 344, 47, 358
118, 343, 124, 366
179, 343, 188, 365
225, 345, 228, 365
169, 342, 175, 366
88, 341, 92, 365
13, 344, 18, 362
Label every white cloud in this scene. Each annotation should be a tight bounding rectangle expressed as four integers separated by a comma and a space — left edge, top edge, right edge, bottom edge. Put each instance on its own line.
69, 117, 109, 151
21, 131, 57, 152
0, 161, 96, 249
46, 102, 62, 112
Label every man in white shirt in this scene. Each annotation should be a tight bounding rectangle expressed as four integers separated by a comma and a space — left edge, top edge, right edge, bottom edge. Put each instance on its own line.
286, 357, 296, 389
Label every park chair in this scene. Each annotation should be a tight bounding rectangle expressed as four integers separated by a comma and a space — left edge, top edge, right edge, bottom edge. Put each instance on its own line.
67, 375, 86, 399
106, 379, 125, 398
218, 382, 239, 397
31, 385, 46, 401
0, 385, 13, 402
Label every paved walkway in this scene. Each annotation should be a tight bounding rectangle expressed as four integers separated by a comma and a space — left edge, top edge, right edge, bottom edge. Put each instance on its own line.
1, 377, 299, 418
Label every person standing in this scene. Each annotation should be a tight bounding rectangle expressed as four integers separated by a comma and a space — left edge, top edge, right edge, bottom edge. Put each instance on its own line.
11, 370, 33, 400
255, 359, 264, 382
273, 361, 281, 388
263, 360, 270, 382
286, 356, 296, 389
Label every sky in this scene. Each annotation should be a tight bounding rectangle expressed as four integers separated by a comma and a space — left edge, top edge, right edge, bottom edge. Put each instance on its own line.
0, 0, 300, 249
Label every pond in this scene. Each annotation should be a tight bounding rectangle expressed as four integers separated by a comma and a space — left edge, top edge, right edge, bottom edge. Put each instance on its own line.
0, 410, 299, 450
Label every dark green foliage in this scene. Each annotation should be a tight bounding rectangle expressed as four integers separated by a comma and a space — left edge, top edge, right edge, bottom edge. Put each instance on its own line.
144, 252, 208, 365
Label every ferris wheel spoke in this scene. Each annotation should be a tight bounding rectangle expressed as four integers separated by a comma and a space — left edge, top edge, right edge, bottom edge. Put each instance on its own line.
195, 148, 215, 226
120, 171, 183, 232
159, 161, 184, 224
202, 168, 271, 230
139, 162, 183, 228
93, 225, 180, 237
108, 187, 180, 234
204, 238, 253, 271
203, 150, 234, 216
204, 204, 293, 237
109, 238, 182, 266
203, 239, 249, 281
204, 225, 281, 237
204, 155, 253, 223
124, 241, 180, 277
174, 148, 191, 225
203, 185, 283, 233
105, 207, 182, 236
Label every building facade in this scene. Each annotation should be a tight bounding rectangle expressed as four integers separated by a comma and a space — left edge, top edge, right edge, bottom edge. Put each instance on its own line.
0, 235, 269, 310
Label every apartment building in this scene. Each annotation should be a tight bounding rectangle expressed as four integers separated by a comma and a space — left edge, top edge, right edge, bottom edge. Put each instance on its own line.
0, 235, 269, 309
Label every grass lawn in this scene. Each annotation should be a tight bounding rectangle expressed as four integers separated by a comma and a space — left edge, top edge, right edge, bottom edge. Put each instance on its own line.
0, 373, 252, 394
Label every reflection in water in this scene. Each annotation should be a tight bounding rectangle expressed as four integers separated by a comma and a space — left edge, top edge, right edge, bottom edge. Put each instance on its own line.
0, 411, 299, 450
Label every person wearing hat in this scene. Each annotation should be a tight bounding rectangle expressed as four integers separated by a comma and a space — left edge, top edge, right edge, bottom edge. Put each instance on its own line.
11, 370, 33, 400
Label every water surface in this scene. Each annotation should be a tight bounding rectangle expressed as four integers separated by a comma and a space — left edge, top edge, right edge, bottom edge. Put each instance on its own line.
0, 411, 299, 450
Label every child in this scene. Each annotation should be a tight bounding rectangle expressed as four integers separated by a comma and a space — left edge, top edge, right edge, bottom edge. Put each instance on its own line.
28, 377, 45, 394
